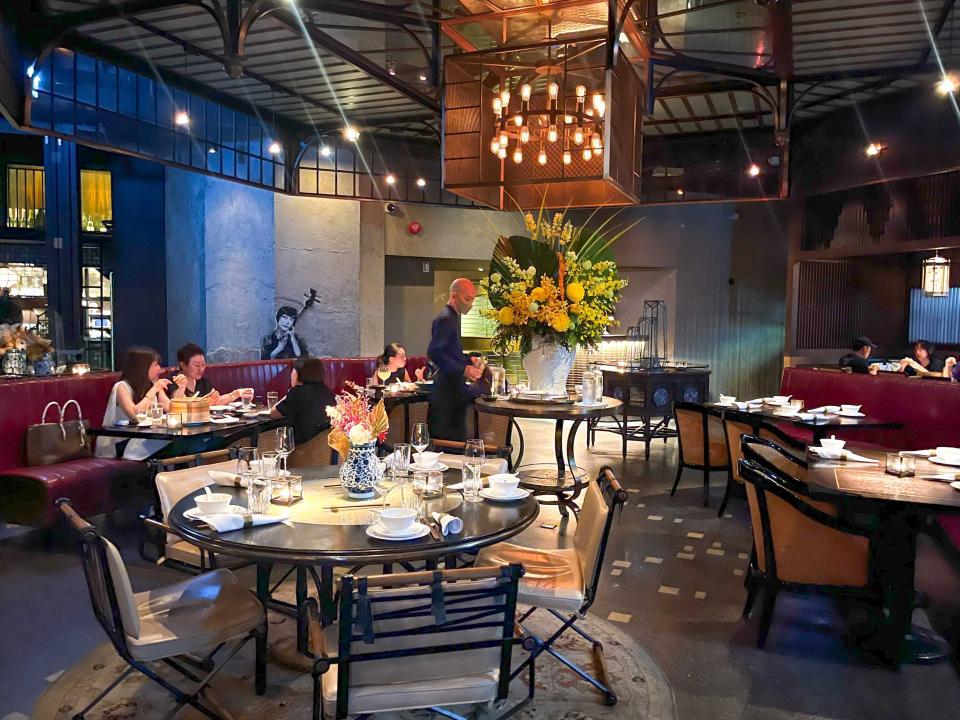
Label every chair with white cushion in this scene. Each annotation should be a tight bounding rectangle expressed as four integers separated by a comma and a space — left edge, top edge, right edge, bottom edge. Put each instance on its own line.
475, 466, 628, 705
305, 565, 531, 720
58, 499, 266, 719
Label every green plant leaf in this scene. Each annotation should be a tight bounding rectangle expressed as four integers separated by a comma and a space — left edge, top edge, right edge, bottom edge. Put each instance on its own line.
491, 235, 559, 282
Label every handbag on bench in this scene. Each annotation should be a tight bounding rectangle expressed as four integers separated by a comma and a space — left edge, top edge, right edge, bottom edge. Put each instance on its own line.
25, 399, 92, 466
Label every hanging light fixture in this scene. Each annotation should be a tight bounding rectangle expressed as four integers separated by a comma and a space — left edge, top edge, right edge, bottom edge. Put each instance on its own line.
922, 251, 951, 296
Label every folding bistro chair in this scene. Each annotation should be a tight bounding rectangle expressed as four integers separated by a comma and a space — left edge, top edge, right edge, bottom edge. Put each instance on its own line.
739, 437, 880, 648
475, 467, 628, 705
671, 401, 730, 506
304, 565, 532, 720
58, 499, 266, 719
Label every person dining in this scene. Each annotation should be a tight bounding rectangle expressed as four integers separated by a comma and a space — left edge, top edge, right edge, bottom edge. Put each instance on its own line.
839, 336, 879, 375
270, 356, 335, 444
170, 342, 250, 404
897, 340, 946, 377
95, 347, 173, 460
375, 343, 427, 385
427, 278, 489, 441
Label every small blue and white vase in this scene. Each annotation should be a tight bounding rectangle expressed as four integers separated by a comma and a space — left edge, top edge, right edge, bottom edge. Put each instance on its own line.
339, 440, 383, 499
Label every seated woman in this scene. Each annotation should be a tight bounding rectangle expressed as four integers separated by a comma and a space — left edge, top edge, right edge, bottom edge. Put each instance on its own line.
898, 340, 947, 377
170, 342, 251, 404
270, 356, 336, 445
95, 347, 173, 460
375, 342, 426, 385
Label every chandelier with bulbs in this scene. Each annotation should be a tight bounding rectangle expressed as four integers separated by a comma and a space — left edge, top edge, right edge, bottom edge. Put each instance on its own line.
488, 81, 606, 167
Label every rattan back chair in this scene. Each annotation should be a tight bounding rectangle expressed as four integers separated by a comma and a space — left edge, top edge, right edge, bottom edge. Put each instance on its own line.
58, 499, 266, 719
305, 564, 530, 720
738, 437, 879, 648
288, 428, 336, 468
671, 401, 731, 506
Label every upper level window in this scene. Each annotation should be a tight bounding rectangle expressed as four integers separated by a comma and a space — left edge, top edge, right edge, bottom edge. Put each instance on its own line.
6, 164, 45, 229
80, 169, 112, 233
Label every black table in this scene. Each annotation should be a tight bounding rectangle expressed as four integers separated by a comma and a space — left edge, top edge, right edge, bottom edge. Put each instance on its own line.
169, 465, 539, 691
475, 396, 621, 516
707, 403, 903, 444
88, 410, 279, 441
804, 448, 960, 665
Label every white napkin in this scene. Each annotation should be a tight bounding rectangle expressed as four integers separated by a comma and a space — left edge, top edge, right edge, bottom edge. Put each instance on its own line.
208, 470, 248, 488
796, 413, 815, 421
210, 416, 239, 424
430, 511, 463, 535
200, 510, 289, 533
438, 454, 509, 476
808, 405, 840, 414
809, 447, 878, 464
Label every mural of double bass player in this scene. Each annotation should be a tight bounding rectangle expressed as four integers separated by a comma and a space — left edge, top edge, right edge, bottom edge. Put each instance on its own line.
261, 289, 318, 360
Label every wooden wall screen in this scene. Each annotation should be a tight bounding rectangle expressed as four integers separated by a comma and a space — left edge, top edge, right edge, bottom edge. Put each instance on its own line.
795, 259, 864, 349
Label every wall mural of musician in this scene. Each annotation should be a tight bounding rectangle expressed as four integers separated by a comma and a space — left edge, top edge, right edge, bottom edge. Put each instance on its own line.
261, 289, 319, 360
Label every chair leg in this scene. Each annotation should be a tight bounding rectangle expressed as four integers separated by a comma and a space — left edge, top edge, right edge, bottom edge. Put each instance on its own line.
757, 587, 779, 648
742, 578, 761, 618
717, 475, 733, 517
702, 469, 710, 507
670, 464, 683, 496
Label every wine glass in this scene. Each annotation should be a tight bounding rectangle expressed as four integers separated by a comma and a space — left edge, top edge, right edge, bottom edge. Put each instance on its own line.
377, 364, 391, 384
240, 388, 254, 411
411, 470, 428, 519
463, 439, 485, 503
276, 427, 295, 474
411, 423, 430, 469
237, 446, 259, 475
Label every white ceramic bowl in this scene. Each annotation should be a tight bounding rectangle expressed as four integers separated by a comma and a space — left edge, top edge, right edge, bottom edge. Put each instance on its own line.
770, 395, 791, 406
488, 473, 520, 494
414, 451, 442, 468
734, 401, 750, 411
935, 446, 960, 461
840, 404, 861, 414
379, 507, 417, 533
718, 395, 736, 405
195, 493, 232, 515
819, 438, 846, 453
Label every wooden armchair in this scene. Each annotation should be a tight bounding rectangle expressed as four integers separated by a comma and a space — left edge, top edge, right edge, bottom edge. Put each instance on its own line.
670, 402, 730, 506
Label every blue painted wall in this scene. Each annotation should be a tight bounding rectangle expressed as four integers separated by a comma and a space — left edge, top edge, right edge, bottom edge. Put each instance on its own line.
165, 167, 206, 362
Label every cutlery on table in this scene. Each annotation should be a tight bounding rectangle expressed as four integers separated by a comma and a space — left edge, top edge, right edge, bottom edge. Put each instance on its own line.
918, 473, 960, 482
325, 502, 390, 512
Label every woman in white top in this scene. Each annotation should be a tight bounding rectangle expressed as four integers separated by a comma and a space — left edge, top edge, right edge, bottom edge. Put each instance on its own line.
96, 347, 173, 461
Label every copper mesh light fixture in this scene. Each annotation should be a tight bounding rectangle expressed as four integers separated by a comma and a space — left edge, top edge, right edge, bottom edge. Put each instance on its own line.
442, 37, 642, 209
922, 251, 951, 296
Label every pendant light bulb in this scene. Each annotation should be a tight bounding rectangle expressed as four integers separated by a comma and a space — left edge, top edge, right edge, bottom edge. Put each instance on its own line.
512, 145, 523, 164
575, 84, 587, 100
537, 147, 547, 165
500, 89, 510, 107
520, 126, 530, 143
497, 146, 507, 159
548, 82, 559, 100
493, 97, 502, 114
547, 125, 558, 143
562, 150, 572, 165
490, 138, 501, 155
582, 147, 592, 161
573, 127, 584, 145
513, 114, 523, 127
591, 134, 602, 150
520, 84, 532, 101
499, 132, 509, 148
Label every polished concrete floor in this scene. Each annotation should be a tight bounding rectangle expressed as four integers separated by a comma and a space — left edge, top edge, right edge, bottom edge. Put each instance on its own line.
2, 418, 960, 719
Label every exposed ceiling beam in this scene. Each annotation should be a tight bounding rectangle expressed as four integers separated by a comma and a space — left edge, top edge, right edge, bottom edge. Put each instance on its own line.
292, 0, 443, 26
919, 0, 958, 65
656, 80, 758, 98
766, 0, 793, 79
271, 8, 440, 114
44, 0, 202, 33
650, 53, 775, 85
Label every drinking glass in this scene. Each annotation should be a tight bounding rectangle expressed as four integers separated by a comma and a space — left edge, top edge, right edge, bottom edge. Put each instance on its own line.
149, 404, 164, 423
463, 438, 485, 503
393, 443, 412, 477
261, 451, 280, 479
377, 364, 391, 384
247, 478, 272, 514
789, 399, 805, 412
461, 464, 482, 502
237, 446, 259, 475
411, 470, 428, 517
276, 427, 295, 473
374, 469, 395, 512
241, 388, 254, 411
266, 391, 279, 411
411, 423, 430, 467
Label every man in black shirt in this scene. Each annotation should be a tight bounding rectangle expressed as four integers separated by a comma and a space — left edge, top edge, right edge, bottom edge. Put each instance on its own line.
839, 336, 879, 375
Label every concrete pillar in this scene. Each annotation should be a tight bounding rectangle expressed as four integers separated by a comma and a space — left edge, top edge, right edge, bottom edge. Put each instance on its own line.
359, 200, 385, 356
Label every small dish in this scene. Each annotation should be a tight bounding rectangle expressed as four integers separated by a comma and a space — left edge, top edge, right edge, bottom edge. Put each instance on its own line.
837, 410, 866, 418
184, 504, 245, 520
480, 487, 530, 502
366, 522, 431, 541
931, 455, 960, 468
950, 481, 960, 492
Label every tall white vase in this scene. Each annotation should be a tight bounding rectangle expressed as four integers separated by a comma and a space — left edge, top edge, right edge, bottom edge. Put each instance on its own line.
522, 334, 575, 395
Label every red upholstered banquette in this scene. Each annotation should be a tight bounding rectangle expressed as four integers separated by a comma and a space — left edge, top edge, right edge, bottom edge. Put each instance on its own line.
0, 356, 425, 527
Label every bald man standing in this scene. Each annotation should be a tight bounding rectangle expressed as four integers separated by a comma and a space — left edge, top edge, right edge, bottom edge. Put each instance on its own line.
427, 278, 487, 441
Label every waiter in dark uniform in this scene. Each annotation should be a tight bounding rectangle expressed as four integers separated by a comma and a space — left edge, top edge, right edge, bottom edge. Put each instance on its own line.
428, 278, 487, 441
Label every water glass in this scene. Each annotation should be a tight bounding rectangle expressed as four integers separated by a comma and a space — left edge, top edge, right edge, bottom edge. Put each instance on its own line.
241, 388, 254, 411
261, 451, 280, 479
411, 470, 428, 516
247, 478, 272, 514
393, 443, 412, 477
266, 391, 279, 411
237, 446, 259, 475
789, 399, 805, 412
462, 464, 482, 502
885, 453, 916, 478
149, 404, 164, 423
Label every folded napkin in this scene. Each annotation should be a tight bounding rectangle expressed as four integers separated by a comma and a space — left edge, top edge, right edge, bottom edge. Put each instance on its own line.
200, 510, 289, 533
796, 413, 815, 421
208, 470, 247, 488
809, 447, 878, 464
430, 511, 463, 535
210, 416, 239, 424
438, 454, 509, 476
808, 405, 840, 415
901, 449, 935, 457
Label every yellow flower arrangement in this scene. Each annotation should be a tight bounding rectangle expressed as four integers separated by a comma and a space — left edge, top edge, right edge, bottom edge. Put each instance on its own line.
479, 208, 631, 354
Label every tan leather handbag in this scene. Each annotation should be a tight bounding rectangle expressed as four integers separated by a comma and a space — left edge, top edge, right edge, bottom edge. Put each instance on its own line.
25, 400, 92, 466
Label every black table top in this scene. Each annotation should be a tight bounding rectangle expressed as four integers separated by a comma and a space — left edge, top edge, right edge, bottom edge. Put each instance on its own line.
169, 465, 540, 565
476, 396, 621, 420
89, 411, 279, 440
707, 403, 902, 433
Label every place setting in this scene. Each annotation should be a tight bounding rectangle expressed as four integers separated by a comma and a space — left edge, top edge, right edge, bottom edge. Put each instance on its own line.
181, 485, 290, 533
808, 436, 879, 464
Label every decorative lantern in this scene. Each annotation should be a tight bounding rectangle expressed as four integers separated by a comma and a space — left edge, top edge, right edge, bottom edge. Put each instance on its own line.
922, 252, 951, 297
271, 474, 303, 505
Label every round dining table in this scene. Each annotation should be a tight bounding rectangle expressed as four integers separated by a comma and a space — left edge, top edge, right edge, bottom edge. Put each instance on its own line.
169, 464, 540, 692
475, 395, 621, 516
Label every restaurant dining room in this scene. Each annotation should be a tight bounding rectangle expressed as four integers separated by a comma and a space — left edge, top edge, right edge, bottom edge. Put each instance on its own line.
3, 0, 960, 718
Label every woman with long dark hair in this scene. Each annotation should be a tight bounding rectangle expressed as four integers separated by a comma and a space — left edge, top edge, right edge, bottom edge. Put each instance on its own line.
95, 347, 172, 460
375, 342, 428, 384
270, 356, 335, 444
898, 340, 946, 377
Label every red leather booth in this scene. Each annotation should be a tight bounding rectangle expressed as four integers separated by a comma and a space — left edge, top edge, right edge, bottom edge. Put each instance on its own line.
0, 355, 426, 528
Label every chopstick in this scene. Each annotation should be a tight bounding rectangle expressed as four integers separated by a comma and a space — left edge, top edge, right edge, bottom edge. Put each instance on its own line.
325, 502, 389, 512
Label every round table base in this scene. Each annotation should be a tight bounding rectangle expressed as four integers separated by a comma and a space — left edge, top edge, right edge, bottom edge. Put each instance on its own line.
268, 634, 313, 672
902, 626, 952, 664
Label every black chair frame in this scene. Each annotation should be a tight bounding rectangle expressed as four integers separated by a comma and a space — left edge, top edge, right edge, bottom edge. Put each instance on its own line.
57, 499, 266, 720
738, 438, 882, 648
670, 401, 731, 506
306, 564, 533, 720
511, 466, 628, 706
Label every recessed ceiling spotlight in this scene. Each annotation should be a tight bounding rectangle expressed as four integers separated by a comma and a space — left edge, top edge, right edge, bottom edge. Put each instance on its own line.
676, 188, 684, 196
174, 111, 190, 126
268, 141, 281, 154
385, 174, 396, 185
865, 142, 885, 157
207, 147, 217, 154
343, 125, 359, 142
747, 163, 761, 177
386, 60, 397, 76
320, 145, 331, 157
937, 74, 959, 95
416, 177, 426, 187
419, 73, 427, 82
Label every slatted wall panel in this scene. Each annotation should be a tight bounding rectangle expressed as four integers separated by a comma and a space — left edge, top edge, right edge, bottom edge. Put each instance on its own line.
909, 288, 960, 344
796, 260, 863, 349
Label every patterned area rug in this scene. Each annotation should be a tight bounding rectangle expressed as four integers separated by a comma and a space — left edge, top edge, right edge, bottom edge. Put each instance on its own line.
34, 602, 676, 720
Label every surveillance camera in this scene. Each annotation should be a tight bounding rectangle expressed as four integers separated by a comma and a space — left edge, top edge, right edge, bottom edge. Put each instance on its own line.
385, 202, 399, 215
